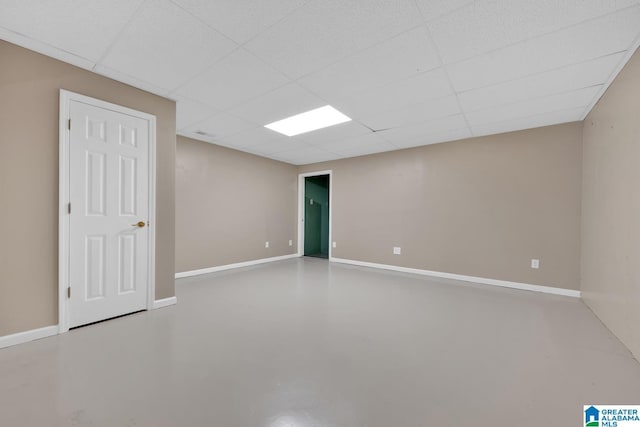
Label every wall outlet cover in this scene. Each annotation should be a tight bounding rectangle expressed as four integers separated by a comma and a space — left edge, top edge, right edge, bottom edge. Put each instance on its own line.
531, 259, 539, 269
393, 247, 401, 255
289, 240, 292, 246
265, 241, 269, 248
332, 241, 337, 248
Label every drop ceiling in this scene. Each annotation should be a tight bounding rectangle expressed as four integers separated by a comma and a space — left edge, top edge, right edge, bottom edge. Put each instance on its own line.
1, 0, 639, 165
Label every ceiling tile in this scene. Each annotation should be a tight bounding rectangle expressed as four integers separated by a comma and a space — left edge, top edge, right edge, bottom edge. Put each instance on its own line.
359, 95, 460, 131
332, 140, 398, 158
413, 0, 475, 22
244, 0, 423, 79
270, 146, 342, 165
458, 52, 626, 112
174, 48, 290, 109
170, 0, 308, 45
291, 121, 373, 146
99, 0, 237, 90
470, 107, 585, 137
229, 83, 326, 126
297, 26, 441, 100
386, 127, 473, 149
215, 127, 299, 154
174, 97, 221, 130
331, 68, 453, 119
310, 132, 397, 158
465, 85, 601, 127
309, 131, 384, 150
182, 112, 257, 139
93, 64, 171, 96
0, 0, 145, 61
447, 6, 640, 92
428, 0, 640, 64
377, 114, 470, 147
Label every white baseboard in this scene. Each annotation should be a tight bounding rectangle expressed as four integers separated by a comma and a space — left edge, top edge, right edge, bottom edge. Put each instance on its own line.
331, 257, 581, 298
176, 253, 300, 279
153, 296, 177, 309
0, 325, 59, 350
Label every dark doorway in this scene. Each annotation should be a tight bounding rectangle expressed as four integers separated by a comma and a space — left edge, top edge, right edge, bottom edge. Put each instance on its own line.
304, 175, 330, 258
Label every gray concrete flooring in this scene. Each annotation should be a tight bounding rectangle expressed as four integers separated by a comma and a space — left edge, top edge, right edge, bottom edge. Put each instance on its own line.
1, 257, 639, 426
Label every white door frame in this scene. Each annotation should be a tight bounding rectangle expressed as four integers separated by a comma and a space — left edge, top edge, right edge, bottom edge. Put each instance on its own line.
58, 89, 157, 333
297, 170, 333, 259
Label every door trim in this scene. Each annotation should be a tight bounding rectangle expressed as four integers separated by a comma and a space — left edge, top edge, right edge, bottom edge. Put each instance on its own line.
297, 170, 333, 259
58, 89, 157, 333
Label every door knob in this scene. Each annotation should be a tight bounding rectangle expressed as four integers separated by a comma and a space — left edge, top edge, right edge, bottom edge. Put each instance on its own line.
132, 221, 146, 228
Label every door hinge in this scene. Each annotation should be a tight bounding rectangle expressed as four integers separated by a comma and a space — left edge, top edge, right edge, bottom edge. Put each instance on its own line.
67, 287, 71, 298
68, 119, 71, 130
68, 202, 71, 214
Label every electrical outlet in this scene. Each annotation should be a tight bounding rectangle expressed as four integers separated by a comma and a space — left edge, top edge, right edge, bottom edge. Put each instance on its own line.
393, 247, 401, 255
289, 240, 292, 246
332, 241, 336, 248
531, 259, 539, 269
265, 241, 269, 248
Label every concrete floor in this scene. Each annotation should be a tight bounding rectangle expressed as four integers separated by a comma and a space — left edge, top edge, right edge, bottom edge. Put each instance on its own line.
1, 257, 639, 426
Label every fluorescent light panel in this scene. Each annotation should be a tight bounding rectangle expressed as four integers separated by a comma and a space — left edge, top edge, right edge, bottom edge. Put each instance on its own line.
265, 105, 351, 136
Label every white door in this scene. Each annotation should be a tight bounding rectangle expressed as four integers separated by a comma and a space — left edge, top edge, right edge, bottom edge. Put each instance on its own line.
68, 100, 150, 328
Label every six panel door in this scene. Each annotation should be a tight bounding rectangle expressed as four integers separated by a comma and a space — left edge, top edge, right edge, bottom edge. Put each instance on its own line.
68, 100, 150, 328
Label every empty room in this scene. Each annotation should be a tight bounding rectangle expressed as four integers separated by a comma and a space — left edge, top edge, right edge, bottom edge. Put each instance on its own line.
1, 1, 640, 426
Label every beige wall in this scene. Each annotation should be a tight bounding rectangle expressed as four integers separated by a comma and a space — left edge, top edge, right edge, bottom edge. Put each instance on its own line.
0, 41, 176, 337
581, 48, 640, 359
175, 136, 298, 272
300, 123, 583, 290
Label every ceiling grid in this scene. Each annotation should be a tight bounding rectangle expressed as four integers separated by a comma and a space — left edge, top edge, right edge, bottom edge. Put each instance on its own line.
0, 0, 639, 164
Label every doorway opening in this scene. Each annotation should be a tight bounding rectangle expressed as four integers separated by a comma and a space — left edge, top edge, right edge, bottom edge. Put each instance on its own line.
298, 171, 332, 259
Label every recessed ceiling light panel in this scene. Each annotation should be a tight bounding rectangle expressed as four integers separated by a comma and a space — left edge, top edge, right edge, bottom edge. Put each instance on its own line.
264, 105, 352, 136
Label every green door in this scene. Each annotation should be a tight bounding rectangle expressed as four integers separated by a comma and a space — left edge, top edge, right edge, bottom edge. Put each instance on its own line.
304, 175, 329, 258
